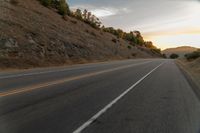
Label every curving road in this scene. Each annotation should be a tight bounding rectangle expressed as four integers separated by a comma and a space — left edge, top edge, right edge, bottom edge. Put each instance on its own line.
0, 59, 200, 133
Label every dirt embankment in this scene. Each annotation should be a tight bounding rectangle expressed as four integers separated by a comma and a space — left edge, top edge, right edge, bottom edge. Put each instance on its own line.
177, 58, 200, 89
0, 0, 161, 69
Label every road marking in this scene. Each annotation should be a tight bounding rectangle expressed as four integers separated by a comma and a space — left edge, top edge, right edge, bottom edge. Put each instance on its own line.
0, 60, 150, 80
73, 62, 165, 133
0, 61, 153, 97
0, 65, 97, 80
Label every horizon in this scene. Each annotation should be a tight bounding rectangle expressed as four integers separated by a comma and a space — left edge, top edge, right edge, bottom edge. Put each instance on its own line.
68, 0, 200, 50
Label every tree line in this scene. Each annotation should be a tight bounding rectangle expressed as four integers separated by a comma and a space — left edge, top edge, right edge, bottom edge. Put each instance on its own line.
102, 27, 161, 53
185, 49, 200, 60
39, 0, 161, 54
39, 0, 101, 29
39, 0, 70, 15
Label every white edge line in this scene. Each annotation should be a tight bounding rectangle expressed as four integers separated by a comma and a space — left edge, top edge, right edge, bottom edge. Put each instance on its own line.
72, 62, 165, 133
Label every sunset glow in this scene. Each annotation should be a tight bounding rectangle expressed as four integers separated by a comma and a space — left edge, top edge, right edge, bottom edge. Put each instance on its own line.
69, 0, 200, 49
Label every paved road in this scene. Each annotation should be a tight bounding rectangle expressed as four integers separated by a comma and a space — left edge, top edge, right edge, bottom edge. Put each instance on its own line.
0, 59, 200, 133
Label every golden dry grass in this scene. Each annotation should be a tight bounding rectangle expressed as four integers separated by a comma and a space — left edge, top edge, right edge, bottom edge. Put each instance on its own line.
177, 58, 200, 88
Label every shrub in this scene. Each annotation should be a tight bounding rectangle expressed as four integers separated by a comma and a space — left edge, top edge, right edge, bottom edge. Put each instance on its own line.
127, 45, 132, 49
112, 38, 117, 43
10, 0, 19, 5
162, 54, 167, 58
90, 31, 96, 37
85, 29, 89, 33
185, 50, 200, 60
39, 0, 70, 15
132, 53, 137, 56
62, 15, 68, 21
57, 0, 68, 15
40, 0, 52, 7
170, 53, 179, 59
70, 20, 77, 24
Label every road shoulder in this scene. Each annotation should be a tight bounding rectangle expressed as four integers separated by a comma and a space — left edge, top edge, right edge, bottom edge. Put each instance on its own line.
176, 59, 200, 101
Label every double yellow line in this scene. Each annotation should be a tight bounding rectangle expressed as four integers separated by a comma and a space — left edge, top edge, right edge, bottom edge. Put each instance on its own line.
0, 61, 152, 97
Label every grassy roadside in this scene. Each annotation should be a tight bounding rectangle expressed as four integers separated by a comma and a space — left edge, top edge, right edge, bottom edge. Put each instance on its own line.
176, 58, 200, 89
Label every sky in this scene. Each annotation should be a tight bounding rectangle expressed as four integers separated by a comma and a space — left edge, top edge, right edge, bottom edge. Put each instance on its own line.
68, 0, 200, 50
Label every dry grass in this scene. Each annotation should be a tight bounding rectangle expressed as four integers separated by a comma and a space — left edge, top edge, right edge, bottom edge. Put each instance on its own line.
177, 58, 200, 88
0, 0, 160, 69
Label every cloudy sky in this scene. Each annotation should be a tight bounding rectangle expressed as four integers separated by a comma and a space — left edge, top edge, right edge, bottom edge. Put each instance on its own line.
68, 0, 200, 49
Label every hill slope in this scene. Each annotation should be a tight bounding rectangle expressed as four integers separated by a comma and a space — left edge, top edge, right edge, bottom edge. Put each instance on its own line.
0, 0, 160, 69
163, 46, 198, 58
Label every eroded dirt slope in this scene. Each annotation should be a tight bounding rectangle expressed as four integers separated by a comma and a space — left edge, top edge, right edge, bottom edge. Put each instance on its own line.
0, 0, 160, 69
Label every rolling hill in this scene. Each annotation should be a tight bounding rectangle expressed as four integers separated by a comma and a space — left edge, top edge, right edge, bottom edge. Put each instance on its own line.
162, 46, 198, 58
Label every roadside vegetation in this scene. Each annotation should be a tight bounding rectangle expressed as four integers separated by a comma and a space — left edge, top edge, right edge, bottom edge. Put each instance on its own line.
184, 49, 200, 60
170, 53, 179, 59
38, 0, 161, 55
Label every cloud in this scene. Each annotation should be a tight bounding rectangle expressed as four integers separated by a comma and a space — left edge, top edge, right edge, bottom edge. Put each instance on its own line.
91, 8, 117, 17
69, 0, 200, 49
91, 7, 131, 18
70, 3, 132, 18
70, 5, 118, 17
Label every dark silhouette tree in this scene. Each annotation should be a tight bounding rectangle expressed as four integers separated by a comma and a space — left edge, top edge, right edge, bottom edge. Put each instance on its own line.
75, 9, 82, 20
83, 9, 88, 20
57, 0, 69, 15
170, 53, 179, 59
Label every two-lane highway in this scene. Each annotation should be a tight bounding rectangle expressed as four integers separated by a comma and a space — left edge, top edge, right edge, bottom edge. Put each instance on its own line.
0, 59, 200, 133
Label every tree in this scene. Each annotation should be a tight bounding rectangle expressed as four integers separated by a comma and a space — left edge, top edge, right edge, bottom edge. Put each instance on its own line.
133, 31, 144, 46
162, 54, 167, 58
87, 12, 92, 21
123, 32, 137, 44
83, 9, 88, 20
144, 41, 155, 49
57, 0, 70, 15
90, 15, 96, 23
39, 0, 71, 15
185, 49, 200, 60
170, 53, 179, 59
116, 29, 124, 38
40, 0, 52, 7
75, 9, 82, 20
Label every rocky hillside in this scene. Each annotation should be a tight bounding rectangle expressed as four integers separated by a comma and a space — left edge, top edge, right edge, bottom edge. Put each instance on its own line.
162, 46, 198, 58
0, 0, 161, 69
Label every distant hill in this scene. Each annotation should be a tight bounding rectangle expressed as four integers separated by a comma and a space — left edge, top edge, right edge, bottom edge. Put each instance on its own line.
162, 46, 198, 58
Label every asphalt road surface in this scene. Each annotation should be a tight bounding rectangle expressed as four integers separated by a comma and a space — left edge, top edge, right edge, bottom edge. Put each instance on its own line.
0, 59, 200, 133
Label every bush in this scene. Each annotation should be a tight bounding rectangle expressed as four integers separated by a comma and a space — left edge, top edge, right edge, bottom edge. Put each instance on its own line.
112, 38, 117, 43
40, 0, 52, 7
162, 54, 167, 58
90, 31, 96, 37
70, 20, 77, 24
10, 0, 19, 5
185, 50, 200, 60
127, 45, 132, 49
57, 0, 69, 15
39, 0, 70, 16
132, 53, 137, 56
170, 53, 179, 59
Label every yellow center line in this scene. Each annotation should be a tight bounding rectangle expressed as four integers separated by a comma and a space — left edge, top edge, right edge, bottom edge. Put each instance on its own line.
0, 61, 152, 97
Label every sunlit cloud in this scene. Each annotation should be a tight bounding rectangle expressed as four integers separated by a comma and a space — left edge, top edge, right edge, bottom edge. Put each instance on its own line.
70, 4, 131, 18
91, 8, 117, 17
69, 0, 200, 49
